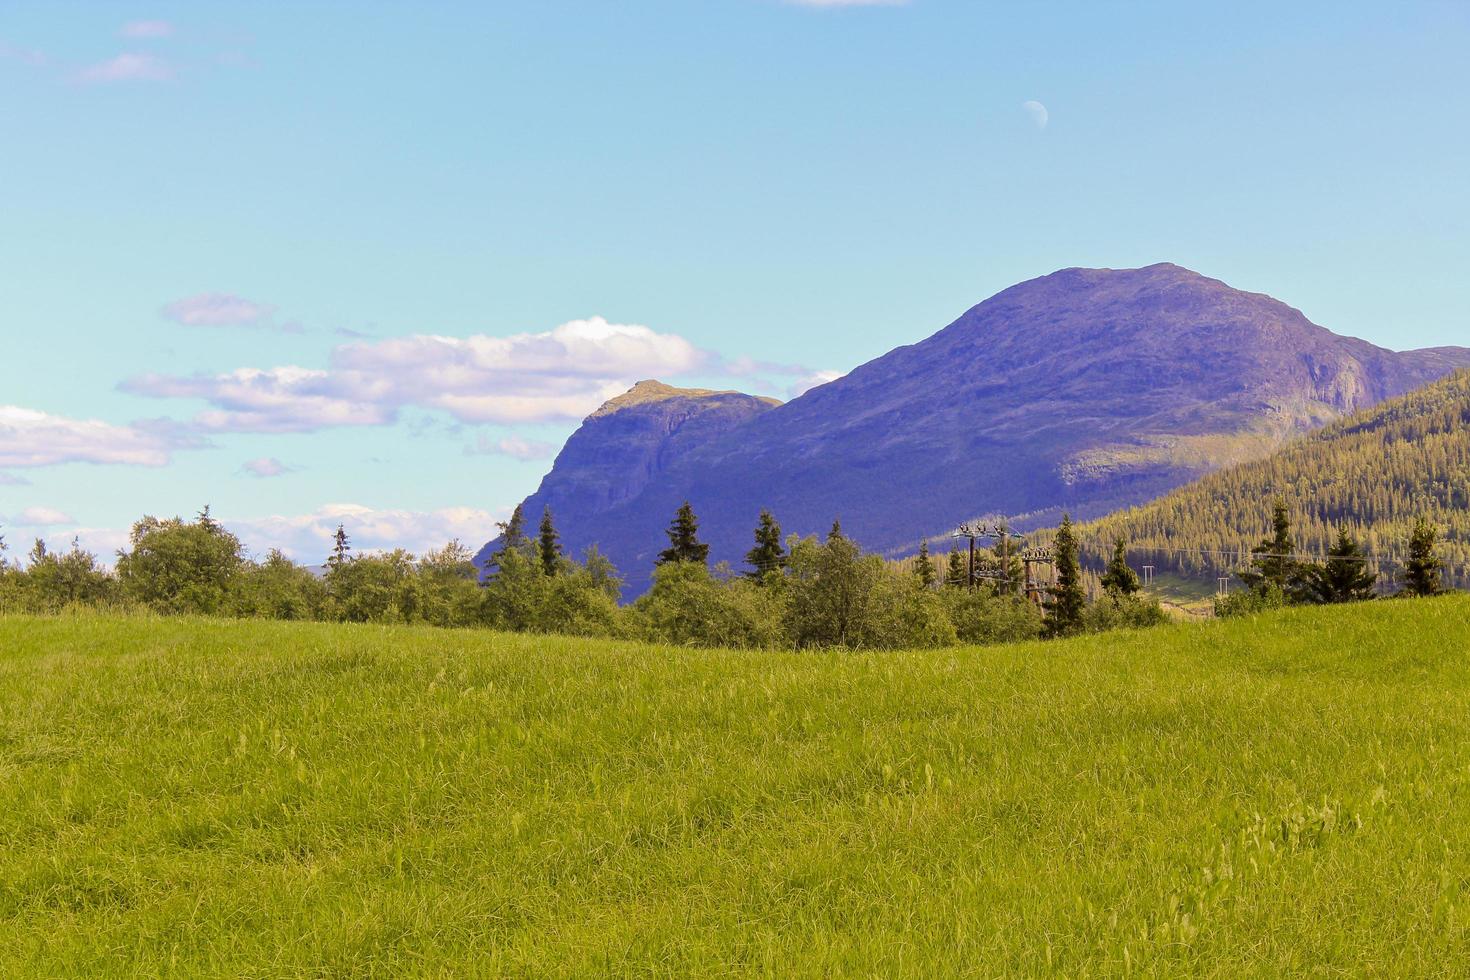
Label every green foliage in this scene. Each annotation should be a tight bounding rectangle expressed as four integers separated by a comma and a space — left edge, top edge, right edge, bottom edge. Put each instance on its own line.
1082, 369, 1470, 590
1300, 527, 1378, 604
913, 540, 936, 589
538, 507, 563, 576
325, 548, 417, 623
1100, 538, 1141, 600
1082, 595, 1170, 632
1404, 517, 1446, 597
939, 588, 1044, 646
1214, 582, 1288, 618
116, 513, 245, 614
12, 538, 116, 611
6, 599, 1470, 975
631, 561, 786, 649
945, 548, 966, 588
480, 544, 623, 637
743, 509, 786, 580
1236, 500, 1307, 600
657, 501, 710, 567
228, 550, 327, 621
1043, 515, 1086, 637
784, 530, 955, 649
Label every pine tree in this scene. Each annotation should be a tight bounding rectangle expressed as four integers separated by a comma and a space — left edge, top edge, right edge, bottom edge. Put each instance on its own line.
537, 506, 562, 576
1044, 514, 1086, 637
1238, 500, 1306, 599
1403, 517, 1445, 597
196, 504, 220, 534
743, 510, 786, 580
827, 518, 844, 544
1302, 526, 1377, 603
657, 501, 709, 566
328, 524, 351, 571
1100, 538, 1141, 601
946, 549, 966, 588
913, 540, 936, 589
498, 505, 528, 550
484, 504, 530, 579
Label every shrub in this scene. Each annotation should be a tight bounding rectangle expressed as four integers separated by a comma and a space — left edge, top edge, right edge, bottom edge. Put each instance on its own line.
942, 588, 1045, 646
117, 514, 244, 615
631, 562, 786, 649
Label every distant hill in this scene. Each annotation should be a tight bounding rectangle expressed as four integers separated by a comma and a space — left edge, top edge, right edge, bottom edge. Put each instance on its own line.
1077, 368, 1470, 590
480, 264, 1470, 592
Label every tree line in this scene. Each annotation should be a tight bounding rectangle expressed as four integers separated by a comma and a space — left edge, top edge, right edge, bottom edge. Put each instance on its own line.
1081, 369, 1470, 589
0, 502, 1169, 650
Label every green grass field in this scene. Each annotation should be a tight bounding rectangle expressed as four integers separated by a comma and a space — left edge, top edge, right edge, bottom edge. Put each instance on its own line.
4, 600, 1470, 976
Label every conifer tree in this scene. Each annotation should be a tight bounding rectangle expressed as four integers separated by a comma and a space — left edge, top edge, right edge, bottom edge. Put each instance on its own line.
1100, 538, 1141, 602
913, 540, 936, 589
498, 505, 528, 550
946, 549, 966, 588
657, 501, 709, 566
328, 524, 351, 571
1044, 514, 1086, 637
1238, 500, 1306, 599
743, 509, 786, 580
1302, 526, 1377, 603
1403, 517, 1445, 597
827, 518, 844, 543
484, 504, 529, 580
196, 504, 220, 534
537, 506, 562, 576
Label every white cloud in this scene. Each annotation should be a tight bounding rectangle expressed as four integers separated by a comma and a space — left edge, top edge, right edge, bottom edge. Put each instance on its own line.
229, 504, 501, 563
242, 457, 292, 478
10, 507, 74, 527
77, 52, 173, 83
125, 316, 716, 431
788, 369, 845, 397
121, 20, 174, 39
122, 366, 394, 433
0, 405, 193, 467
161, 292, 286, 329
465, 434, 557, 461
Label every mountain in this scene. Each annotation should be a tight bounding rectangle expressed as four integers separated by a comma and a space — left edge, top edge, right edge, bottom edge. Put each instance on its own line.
481, 264, 1470, 593
1077, 367, 1470, 590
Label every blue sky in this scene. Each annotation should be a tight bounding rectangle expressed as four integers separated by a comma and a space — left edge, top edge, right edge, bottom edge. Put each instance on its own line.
2, 0, 1468, 562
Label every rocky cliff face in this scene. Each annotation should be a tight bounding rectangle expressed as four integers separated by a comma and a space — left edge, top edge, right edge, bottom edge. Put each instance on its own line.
472, 381, 781, 570
480, 264, 1470, 594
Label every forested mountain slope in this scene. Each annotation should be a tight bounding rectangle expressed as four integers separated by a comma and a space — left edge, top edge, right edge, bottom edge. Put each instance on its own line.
1080, 369, 1470, 587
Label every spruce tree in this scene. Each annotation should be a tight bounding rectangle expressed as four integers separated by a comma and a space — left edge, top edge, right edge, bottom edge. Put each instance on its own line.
827, 518, 844, 543
1302, 526, 1377, 603
946, 549, 966, 588
913, 540, 936, 589
498, 505, 528, 550
1100, 538, 1140, 602
1238, 500, 1306, 599
657, 501, 709, 566
1043, 514, 1086, 637
537, 506, 562, 576
743, 510, 786, 580
1403, 517, 1445, 597
196, 504, 220, 534
328, 524, 351, 571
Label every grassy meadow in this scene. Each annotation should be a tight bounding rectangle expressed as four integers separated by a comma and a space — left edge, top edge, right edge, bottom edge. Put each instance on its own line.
3, 599, 1470, 976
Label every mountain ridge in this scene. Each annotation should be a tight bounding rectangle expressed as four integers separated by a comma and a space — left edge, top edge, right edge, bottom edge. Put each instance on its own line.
479, 264, 1470, 592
